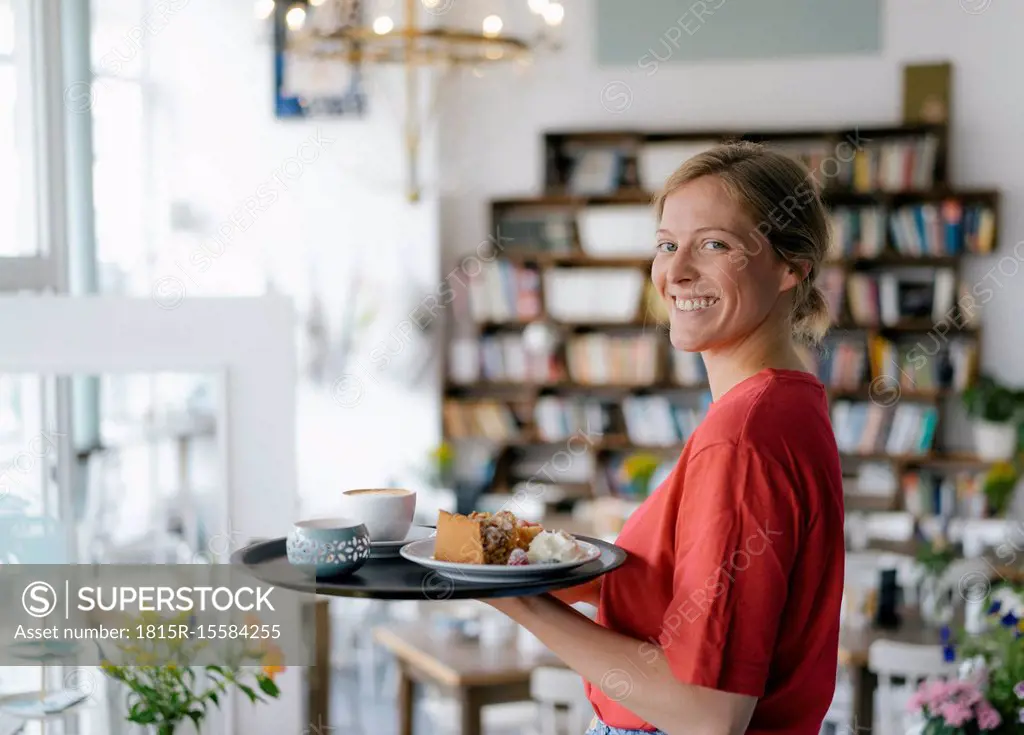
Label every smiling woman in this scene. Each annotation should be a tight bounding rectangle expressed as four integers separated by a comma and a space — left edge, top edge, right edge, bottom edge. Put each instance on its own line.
485, 142, 845, 735
652, 143, 832, 357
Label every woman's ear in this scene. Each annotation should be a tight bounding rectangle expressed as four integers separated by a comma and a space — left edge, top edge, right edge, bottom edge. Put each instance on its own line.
779, 260, 811, 294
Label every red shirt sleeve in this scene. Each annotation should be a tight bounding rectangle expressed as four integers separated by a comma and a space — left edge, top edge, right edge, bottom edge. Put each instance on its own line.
659, 441, 803, 698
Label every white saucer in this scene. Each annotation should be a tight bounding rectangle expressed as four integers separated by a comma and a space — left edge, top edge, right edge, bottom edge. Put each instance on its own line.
370, 525, 435, 558
398, 538, 601, 582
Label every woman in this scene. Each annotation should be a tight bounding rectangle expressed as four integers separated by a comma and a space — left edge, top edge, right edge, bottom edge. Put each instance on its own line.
489, 142, 845, 735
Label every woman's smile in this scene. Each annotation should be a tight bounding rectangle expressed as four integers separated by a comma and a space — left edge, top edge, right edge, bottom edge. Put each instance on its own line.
673, 296, 720, 313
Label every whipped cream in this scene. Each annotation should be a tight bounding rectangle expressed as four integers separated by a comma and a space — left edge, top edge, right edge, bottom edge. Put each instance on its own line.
527, 530, 587, 564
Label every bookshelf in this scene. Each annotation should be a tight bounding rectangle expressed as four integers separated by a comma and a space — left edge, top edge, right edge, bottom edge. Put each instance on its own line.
444, 122, 1002, 521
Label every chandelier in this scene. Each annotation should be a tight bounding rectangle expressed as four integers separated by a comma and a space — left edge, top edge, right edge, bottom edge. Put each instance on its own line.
262, 0, 566, 201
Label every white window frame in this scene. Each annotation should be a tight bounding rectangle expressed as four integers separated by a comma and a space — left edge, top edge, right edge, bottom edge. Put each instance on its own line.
0, 0, 68, 291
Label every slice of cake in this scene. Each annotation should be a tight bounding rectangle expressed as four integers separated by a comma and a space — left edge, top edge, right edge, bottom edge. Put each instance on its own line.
434, 510, 519, 565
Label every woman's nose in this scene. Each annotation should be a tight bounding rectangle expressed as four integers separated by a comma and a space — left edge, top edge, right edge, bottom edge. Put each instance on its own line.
666, 245, 698, 283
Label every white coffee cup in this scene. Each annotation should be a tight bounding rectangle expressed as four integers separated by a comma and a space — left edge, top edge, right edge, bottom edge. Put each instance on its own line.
340, 488, 417, 542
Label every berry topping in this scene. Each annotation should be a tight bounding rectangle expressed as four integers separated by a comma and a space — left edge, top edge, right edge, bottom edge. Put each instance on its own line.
507, 549, 530, 566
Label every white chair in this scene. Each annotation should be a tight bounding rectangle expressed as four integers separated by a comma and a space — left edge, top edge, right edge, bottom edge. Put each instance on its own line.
531, 666, 593, 735
421, 693, 538, 735
868, 641, 958, 735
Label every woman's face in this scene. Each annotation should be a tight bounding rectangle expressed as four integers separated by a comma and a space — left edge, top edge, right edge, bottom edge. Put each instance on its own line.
652, 175, 801, 353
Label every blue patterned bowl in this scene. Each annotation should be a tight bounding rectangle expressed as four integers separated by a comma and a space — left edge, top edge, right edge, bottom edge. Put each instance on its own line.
286, 518, 371, 579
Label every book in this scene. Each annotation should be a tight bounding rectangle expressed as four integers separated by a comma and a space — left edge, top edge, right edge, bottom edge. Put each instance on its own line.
902, 62, 952, 126
467, 262, 543, 323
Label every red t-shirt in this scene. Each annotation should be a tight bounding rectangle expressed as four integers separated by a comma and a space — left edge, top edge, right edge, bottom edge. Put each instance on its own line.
587, 368, 845, 733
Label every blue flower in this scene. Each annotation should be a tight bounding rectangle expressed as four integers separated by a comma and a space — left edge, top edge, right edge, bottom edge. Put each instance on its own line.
989, 600, 1002, 615
1001, 612, 1020, 628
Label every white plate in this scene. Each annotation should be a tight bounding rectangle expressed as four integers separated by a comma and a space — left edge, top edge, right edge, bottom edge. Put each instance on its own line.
398, 538, 601, 582
371, 525, 435, 558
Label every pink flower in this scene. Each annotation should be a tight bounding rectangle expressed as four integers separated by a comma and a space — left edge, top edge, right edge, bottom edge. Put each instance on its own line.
976, 702, 1002, 731
910, 679, 952, 712
938, 700, 972, 727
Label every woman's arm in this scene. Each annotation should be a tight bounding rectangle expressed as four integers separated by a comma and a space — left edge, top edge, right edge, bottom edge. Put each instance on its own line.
548, 577, 601, 607
489, 594, 756, 735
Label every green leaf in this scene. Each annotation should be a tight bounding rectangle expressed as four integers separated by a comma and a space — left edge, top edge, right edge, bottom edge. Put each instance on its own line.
238, 684, 258, 703
257, 676, 280, 698
208, 692, 219, 707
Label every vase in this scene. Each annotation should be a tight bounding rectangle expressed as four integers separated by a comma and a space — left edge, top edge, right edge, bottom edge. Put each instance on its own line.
973, 420, 1018, 461
918, 574, 954, 628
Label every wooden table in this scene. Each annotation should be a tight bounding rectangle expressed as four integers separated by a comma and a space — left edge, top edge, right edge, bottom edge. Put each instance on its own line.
838, 617, 946, 731
374, 623, 562, 735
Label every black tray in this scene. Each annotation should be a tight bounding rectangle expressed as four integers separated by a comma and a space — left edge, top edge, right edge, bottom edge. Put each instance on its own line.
230, 536, 627, 600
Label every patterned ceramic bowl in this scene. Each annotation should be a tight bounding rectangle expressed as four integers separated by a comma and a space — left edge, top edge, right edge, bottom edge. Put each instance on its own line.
286, 518, 371, 578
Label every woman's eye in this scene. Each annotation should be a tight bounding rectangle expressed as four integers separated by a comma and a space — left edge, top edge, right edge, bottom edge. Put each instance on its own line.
702, 239, 728, 251
656, 241, 678, 253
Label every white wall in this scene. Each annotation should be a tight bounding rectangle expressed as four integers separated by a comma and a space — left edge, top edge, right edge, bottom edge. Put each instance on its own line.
439, 0, 1024, 384
142, 0, 443, 519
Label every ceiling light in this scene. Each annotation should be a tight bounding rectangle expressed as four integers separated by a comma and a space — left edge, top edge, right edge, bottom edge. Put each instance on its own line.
482, 15, 503, 38
543, 3, 564, 26
285, 5, 306, 30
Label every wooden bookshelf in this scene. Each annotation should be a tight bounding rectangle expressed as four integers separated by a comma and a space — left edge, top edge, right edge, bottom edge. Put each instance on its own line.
444, 121, 1001, 516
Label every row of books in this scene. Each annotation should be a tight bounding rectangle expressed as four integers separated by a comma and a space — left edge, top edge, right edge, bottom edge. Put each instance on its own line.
843, 135, 940, 192
479, 335, 562, 383
829, 206, 886, 259
766, 134, 939, 192
809, 337, 870, 390
889, 202, 996, 256
831, 401, 939, 456
622, 395, 712, 447
844, 269, 957, 326
869, 336, 978, 392
565, 334, 659, 385
468, 261, 542, 322
534, 397, 610, 443
443, 401, 520, 441
903, 470, 990, 519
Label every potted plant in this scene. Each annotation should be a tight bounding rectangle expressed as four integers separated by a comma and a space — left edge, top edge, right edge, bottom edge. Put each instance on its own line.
982, 461, 1020, 518
962, 375, 1023, 461
100, 611, 284, 734
910, 584, 1024, 734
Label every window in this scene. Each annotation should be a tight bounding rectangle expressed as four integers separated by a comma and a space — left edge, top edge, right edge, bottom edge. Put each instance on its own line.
90, 0, 150, 294
0, 0, 38, 257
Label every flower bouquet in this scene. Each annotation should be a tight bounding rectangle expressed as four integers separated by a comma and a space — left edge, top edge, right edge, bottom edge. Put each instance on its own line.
909, 584, 1024, 734
908, 677, 1002, 733
99, 610, 284, 734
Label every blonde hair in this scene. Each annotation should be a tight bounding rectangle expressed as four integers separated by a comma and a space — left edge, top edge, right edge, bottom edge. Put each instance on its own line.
653, 141, 832, 346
